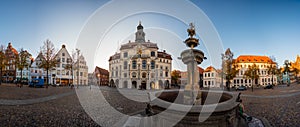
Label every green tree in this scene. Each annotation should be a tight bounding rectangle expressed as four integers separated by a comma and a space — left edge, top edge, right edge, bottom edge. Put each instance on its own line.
225, 61, 239, 91
0, 45, 6, 85
16, 48, 32, 87
267, 63, 277, 85
244, 64, 260, 92
39, 39, 57, 88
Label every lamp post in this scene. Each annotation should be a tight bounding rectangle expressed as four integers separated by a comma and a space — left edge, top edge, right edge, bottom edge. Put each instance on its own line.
221, 53, 225, 90
76, 48, 80, 88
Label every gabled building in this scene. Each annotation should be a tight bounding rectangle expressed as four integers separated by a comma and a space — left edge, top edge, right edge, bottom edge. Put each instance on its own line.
73, 55, 88, 85
3, 43, 18, 83
203, 66, 221, 88
94, 66, 109, 86
30, 52, 51, 83
52, 45, 73, 86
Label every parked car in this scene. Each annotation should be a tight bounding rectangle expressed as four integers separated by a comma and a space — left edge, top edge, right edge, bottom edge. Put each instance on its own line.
29, 78, 44, 87
236, 86, 247, 91
52, 84, 60, 87
264, 84, 273, 89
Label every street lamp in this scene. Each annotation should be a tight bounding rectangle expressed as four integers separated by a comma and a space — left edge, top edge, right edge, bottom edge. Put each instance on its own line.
221, 53, 225, 90
76, 48, 80, 88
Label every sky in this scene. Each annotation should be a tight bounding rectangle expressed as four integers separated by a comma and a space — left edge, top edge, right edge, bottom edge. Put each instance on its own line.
0, 0, 300, 72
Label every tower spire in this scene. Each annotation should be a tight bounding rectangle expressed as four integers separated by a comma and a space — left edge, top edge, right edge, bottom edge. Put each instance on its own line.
135, 21, 145, 42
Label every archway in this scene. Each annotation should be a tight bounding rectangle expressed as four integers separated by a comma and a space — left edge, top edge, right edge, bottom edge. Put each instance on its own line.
141, 80, 146, 90
132, 81, 137, 89
165, 80, 170, 89
150, 81, 155, 89
110, 79, 115, 87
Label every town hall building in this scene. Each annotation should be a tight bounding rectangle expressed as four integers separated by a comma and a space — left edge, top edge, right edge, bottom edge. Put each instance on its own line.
109, 22, 172, 89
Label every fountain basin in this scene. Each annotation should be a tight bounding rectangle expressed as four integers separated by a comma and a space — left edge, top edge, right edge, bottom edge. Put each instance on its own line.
149, 90, 240, 127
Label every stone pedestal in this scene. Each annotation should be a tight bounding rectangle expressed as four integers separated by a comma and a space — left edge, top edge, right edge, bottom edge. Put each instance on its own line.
146, 80, 150, 90
181, 49, 205, 105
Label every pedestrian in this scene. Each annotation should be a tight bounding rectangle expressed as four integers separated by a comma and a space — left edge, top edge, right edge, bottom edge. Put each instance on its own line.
238, 99, 252, 123
145, 103, 154, 116
239, 99, 245, 118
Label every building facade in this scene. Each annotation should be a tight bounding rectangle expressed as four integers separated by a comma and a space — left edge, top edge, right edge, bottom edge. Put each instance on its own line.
203, 66, 222, 88
94, 66, 109, 86
30, 52, 51, 83
109, 22, 172, 90
52, 45, 73, 86
232, 55, 277, 88
3, 43, 18, 83
180, 67, 204, 87
16, 50, 33, 83
73, 55, 88, 85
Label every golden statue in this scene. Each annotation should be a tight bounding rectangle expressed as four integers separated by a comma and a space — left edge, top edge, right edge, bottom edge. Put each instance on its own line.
187, 23, 196, 37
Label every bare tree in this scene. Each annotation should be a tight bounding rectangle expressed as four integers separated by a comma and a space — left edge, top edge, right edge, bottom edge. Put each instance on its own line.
39, 39, 57, 88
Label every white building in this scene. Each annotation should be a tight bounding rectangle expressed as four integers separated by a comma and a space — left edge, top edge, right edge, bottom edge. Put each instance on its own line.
73, 55, 88, 85
29, 52, 51, 83
109, 22, 172, 89
52, 45, 73, 86
203, 66, 222, 88
16, 50, 33, 83
232, 55, 277, 88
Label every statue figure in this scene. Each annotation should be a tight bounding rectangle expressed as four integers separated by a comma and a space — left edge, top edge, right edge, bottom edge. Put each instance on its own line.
187, 23, 196, 37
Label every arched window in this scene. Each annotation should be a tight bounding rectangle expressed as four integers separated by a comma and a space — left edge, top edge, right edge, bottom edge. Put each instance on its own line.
142, 72, 147, 78
132, 72, 137, 78
132, 60, 137, 69
124, 61, 128, 69
151, 60, 155, 69
142, 60, 147, 69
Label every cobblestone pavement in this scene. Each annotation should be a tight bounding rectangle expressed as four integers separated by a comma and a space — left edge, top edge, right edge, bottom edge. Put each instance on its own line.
0, 88, 100, 127
240, 83, 300, 127
0, 83, 74, 100
1, 84, 300, 127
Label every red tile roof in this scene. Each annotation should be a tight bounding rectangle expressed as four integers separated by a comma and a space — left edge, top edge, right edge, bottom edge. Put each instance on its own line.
234, 55, 276, 64
204, 66, 216, 72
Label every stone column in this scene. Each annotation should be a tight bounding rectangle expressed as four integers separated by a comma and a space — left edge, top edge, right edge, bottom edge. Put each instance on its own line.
146, 80, 150, 90
181, 49, 204, 105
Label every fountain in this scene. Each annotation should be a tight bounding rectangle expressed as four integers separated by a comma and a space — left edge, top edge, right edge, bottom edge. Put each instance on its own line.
147, 23, 241, 127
